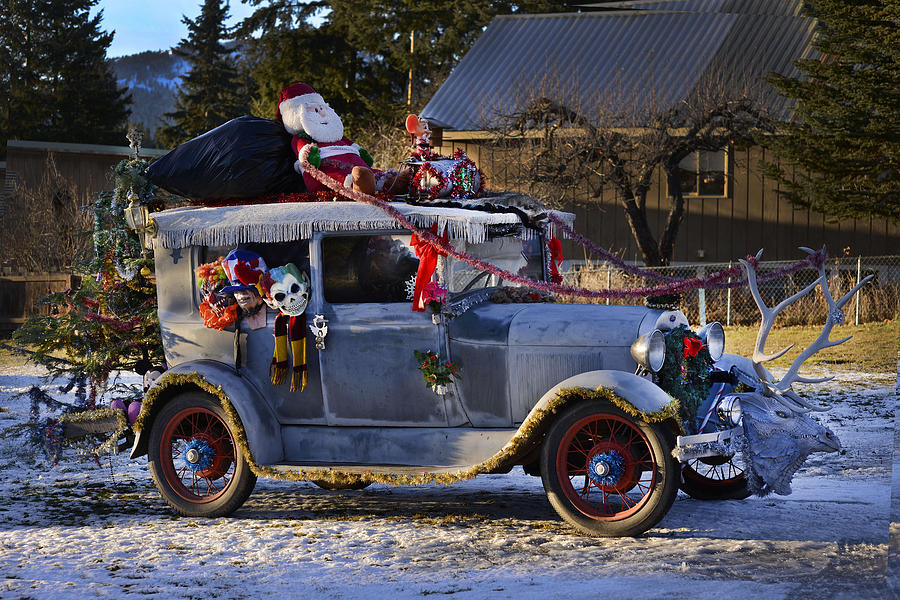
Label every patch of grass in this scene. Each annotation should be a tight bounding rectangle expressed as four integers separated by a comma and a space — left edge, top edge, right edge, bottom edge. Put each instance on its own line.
724, 320, 898, 372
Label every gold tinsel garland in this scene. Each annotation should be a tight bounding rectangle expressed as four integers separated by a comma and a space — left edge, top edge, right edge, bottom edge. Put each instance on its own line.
136, 373, 680, 487
58, 408, 129, 456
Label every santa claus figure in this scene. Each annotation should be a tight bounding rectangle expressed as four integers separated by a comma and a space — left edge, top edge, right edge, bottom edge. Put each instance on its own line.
277, 82, 408, 195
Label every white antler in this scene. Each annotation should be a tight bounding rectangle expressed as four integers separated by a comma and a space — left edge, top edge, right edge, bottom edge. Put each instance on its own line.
773, 247, 875, 396
739, 247, 873, 412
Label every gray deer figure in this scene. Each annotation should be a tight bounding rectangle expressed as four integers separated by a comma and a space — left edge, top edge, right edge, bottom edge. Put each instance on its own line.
730, 247, 872, 496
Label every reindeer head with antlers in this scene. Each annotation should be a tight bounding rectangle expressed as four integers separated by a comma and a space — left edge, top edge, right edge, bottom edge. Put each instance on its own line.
727, 247, 873, 495
740, 246, 874, 413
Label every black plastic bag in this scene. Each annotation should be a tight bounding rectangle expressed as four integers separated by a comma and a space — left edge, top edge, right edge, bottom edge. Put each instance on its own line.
144, 116, 303, 200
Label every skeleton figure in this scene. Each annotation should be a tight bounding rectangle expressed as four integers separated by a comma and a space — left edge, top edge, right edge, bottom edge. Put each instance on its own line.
261, 263, 310, 316
733, 393, 839, 496
258, 263, 312, 392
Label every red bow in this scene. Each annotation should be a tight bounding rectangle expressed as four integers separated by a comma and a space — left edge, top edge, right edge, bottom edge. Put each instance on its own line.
547, 237, 563, 284
410, 224, 449, 311
683, 337, 705, 358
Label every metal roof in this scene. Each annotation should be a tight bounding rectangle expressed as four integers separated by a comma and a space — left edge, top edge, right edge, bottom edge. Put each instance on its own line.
582, 0, 806, 16
422, 6, 815, 130
6, 139, 169, 158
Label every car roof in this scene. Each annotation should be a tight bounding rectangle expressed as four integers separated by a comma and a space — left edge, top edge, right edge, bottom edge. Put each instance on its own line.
152, 199, 575, 249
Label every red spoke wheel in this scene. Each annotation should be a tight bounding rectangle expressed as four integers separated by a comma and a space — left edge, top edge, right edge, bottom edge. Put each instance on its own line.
540, 399, 679, 537
681, 454, 751, 500
148, 392, 256, 517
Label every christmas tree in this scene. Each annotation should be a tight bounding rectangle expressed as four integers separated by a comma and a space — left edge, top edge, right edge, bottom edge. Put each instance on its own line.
14, 130, 166, 421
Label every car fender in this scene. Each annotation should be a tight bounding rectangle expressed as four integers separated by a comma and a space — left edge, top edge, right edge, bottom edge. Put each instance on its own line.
130, 360, 283, 465
528, 370, 678, 424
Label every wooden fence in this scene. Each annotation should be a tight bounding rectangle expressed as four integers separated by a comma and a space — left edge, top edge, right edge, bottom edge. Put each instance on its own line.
0, 272, 79, 334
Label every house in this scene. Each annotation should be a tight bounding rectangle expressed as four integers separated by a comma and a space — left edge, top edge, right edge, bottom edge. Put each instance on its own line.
3, 139, 168, 209
420, 0, 900, 263
0, 140, 168, 330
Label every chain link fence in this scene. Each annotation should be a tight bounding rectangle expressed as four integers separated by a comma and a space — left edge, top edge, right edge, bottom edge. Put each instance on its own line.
563, 255, 900, 327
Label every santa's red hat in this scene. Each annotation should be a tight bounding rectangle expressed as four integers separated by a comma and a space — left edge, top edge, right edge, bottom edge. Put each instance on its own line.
276, 82, 324, 122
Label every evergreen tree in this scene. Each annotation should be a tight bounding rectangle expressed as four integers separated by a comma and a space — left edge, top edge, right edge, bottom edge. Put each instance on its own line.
763, 0, 900, 221
235, 1, 582, 130
158, 0, 249, 147
2, 0, 131, 154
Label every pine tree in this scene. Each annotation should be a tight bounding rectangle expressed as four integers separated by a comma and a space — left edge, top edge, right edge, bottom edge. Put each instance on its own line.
763, 0, 900, 221
2, 0, 131, 152
14, 130, 165, 408
235, 1, 582, 130
158, 0, 249, 147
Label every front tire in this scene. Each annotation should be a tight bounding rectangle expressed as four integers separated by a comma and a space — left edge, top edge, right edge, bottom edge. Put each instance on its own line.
681, 455, 751, 500
148, 392, 257, 517
540, 399, 679, 537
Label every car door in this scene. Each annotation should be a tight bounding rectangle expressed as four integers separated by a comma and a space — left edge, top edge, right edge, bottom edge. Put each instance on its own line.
313, 231, 450, 426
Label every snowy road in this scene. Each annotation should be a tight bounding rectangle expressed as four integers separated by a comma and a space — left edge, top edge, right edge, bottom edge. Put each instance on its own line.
0, 367, 895, 599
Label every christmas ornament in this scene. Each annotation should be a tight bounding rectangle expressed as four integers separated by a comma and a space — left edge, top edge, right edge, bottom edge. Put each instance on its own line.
127, 401, 142, 425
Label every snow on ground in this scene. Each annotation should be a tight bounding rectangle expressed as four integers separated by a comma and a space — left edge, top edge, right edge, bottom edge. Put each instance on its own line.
0, 365, 895, 600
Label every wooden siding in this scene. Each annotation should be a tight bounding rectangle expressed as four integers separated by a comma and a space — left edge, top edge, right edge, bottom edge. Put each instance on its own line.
436, 136, 900, 263
4, 141, 167, 207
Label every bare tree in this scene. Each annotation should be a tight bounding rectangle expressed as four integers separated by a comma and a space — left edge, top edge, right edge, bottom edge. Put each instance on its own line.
486, 74, 773, 266
0, 155, 91, 273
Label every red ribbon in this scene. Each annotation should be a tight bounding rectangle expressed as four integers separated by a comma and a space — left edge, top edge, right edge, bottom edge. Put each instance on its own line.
547, 237, 563, 284
410, 224, 449, 311
683, 337, 705, 358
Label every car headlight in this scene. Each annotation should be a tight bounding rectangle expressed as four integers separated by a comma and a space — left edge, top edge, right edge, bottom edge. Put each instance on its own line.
630, 329, 666, 372
697, 321, 725, 361
716, 395, 742, 427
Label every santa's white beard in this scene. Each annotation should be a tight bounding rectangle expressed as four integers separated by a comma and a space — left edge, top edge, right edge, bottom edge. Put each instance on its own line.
299, 106, 344, 143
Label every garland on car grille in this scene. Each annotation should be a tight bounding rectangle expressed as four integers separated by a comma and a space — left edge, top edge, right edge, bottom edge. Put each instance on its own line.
299, 146, 827, 299
137, 372, 680, 487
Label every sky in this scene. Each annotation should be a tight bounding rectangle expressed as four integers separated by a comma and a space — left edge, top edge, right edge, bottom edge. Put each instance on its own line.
92, 1, 258, 58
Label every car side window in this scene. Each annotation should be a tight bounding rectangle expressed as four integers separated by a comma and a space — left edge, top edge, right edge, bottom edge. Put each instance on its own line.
199, 240, 310, 307
322, 234, 419, 303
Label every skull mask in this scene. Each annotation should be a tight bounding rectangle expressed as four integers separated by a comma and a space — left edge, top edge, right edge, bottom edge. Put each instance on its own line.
262, 263, 310, 316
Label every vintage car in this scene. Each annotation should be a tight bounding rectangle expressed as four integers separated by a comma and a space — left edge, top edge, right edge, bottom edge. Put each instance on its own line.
131, 198, 754, 537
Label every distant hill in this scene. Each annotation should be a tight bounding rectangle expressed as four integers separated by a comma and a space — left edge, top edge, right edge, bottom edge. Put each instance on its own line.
111, 50, 190, 141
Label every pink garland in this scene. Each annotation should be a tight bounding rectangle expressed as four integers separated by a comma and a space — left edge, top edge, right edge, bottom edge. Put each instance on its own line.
299, 149, 825, 299
547, 212, 825, 290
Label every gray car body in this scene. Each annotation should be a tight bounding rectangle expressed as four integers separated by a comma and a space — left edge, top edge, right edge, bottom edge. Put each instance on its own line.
136, 203, 680, 473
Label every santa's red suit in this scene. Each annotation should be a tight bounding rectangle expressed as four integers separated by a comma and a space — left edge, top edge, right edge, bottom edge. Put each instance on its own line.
291, 135, 380, 193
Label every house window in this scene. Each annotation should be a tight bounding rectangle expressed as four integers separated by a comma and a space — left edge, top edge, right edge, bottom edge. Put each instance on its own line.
674, 150, 728, 197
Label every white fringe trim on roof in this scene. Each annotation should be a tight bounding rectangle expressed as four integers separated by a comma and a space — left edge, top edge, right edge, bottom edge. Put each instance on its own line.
152, 200, 575, 250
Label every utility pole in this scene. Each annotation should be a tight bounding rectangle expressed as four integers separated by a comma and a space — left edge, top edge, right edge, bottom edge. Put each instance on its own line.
407, 30, 415, 108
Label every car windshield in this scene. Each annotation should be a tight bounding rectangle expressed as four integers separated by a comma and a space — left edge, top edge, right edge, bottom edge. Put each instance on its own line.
447, 234, 544, 294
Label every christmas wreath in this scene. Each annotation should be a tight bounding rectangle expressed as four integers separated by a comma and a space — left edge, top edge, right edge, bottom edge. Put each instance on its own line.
655, 325, 713, 425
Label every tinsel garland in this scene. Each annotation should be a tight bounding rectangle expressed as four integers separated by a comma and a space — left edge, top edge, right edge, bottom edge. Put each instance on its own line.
655, 325, 713, 424
58, 408, 129, 456
547, 212, 827, 290
411, 162, 447, 201
299, 150, 826, 299
27, 386, 129, 461
137, 372, 679, 487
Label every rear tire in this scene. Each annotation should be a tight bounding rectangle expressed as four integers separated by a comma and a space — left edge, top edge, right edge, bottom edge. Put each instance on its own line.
148, 392, 257, 517
540, 399, 679, 537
